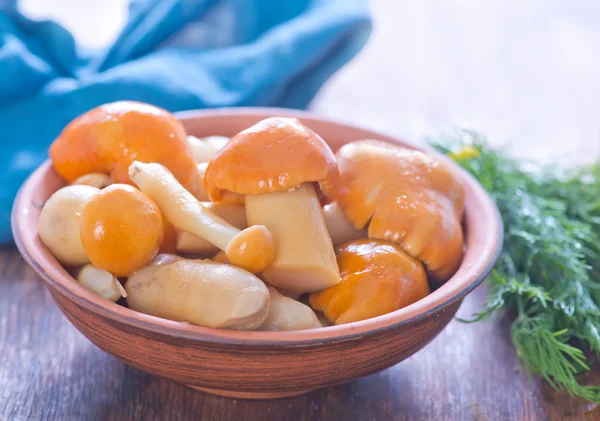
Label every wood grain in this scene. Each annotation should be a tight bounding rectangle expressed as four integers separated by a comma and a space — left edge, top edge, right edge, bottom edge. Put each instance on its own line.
3, 0, 600, 419
2, 247, 598, 420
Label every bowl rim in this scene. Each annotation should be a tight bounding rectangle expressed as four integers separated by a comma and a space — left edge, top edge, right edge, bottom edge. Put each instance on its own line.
12, 107, 503, 346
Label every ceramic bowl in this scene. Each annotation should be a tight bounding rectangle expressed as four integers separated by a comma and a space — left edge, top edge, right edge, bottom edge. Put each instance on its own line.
12, 108, 502, 399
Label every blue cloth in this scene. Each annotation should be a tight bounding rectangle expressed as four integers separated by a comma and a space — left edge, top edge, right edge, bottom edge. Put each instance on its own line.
0, 0, 371, 243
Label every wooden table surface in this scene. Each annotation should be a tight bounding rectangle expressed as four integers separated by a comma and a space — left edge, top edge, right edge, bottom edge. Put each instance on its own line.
2, 1, 600, 420
2, 247, 598, 421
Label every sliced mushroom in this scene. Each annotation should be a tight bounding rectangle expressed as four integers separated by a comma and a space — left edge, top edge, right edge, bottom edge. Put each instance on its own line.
129, 161, 275, 273
205, 117, 340, 294
126, 258, 269, 330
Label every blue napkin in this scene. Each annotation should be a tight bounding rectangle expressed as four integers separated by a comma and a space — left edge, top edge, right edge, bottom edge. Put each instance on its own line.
0, 0, 371, 243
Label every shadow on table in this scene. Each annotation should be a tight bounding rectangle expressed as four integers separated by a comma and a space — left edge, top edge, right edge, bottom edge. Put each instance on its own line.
117, 367, 424, 421
32, 288, 505, 421
60, 345, 425, 421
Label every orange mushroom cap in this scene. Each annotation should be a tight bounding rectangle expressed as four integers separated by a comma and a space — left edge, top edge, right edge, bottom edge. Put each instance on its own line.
335, 140, 465, 281
50, 101, 201, 197
309, 239, 429, 325
204, 117, 338, 201
79, 184, 164, 277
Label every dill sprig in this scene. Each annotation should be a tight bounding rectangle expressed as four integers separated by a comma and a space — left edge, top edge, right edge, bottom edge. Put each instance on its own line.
431, 130, 600, 403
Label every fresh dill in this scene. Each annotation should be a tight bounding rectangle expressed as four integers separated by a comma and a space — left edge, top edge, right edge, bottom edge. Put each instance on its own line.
432, 130, 600, 403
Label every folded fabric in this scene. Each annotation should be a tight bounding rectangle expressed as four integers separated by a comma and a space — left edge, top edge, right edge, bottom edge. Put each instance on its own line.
0, 0, 371, 243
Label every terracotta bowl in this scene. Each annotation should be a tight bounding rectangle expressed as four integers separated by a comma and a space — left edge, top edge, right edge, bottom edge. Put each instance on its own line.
12, 108, 502, 399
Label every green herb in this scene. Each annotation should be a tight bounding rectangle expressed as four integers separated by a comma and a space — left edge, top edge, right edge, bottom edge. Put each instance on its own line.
431, 130, 600, 403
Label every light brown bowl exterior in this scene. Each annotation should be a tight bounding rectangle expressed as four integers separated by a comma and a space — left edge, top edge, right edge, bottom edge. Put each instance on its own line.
12, 108, 502, 399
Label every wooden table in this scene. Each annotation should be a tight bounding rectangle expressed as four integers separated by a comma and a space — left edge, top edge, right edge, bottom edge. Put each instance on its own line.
3, 1, 600, 420
2, 246, 598, 421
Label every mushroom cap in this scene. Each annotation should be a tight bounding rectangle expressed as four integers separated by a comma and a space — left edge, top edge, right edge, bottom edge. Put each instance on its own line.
336, 140, 465, 281
79, 184, 164, 277
204, 117, 338, 200
50, 101, 201, 197
309, 239, 429, 325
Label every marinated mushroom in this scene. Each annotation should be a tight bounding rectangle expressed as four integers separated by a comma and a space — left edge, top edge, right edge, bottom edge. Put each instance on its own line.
335, 141, 465, 282
260, 288, 322, 331
38, 185, 99, 266
152, 252, 183, 266
158, 218, 179, 254
37, 104, 452, 334
129, 161, 276, 274
310, 239, 430, 325
323, 202, 367, 245
77, 264, 126, 302
210, 253, 301, 299
180, 201, 366, 254
205, 117, 340, 293
195, 162, 244, 203
177, 202, 247, 255
186, 135, 229, 163
125, 258, 270, 330
50, 101, 203, 198
71, 173, 112, 189
79, 184, 164, 277
211, 250, 230, 264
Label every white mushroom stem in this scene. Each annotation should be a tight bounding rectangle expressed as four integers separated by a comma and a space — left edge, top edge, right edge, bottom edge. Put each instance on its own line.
77, 264, 126, 302
177, 202, 247, 255
323, 202, 367, 245
130, 162, 240, 250
193, 163, 210, 201
126, 259, 270, 330
259, 288, 322, 331
71, 172, 113, 189
129, 161, 275, 273
186, 135, 229, 163
245, 183, 340, 293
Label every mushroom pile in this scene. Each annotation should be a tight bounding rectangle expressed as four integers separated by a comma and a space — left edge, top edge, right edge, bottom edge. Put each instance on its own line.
39, 101, 465, 331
